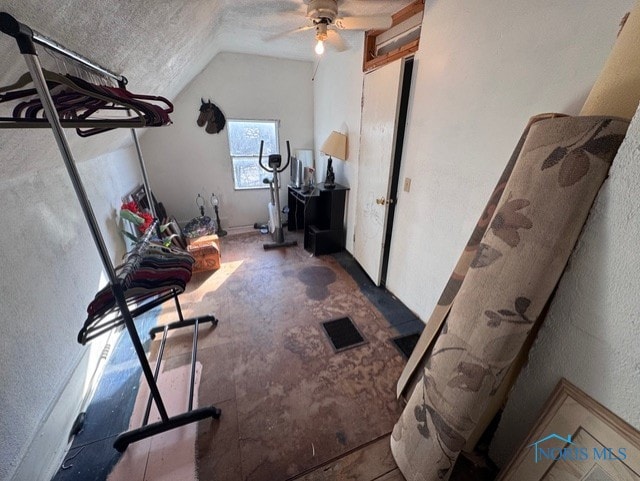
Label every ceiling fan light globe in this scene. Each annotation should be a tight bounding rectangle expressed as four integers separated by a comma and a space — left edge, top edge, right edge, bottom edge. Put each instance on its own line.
315, 39, 325, 55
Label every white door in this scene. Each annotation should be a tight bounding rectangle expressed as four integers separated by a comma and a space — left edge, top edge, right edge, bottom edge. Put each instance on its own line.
354, 60, 404, 285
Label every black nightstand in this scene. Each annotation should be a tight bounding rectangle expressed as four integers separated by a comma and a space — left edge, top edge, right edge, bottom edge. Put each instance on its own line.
288, 183, 349, 255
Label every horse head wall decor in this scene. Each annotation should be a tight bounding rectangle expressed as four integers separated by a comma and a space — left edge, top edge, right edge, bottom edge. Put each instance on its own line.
197, 98, 226, 134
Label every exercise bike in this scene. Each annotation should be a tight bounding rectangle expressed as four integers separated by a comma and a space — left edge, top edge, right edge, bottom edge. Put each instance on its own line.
258, 140, 298, 250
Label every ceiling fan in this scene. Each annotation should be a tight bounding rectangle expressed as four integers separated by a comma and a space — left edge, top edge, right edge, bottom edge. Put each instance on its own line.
270, 0, 393, 55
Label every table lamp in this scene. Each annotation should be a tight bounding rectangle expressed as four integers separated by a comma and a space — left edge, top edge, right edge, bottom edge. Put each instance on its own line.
320, 131, 347, 189
210, 193, 227, 237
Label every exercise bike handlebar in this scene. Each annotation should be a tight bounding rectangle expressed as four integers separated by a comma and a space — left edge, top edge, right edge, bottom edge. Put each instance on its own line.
258, 140, 291, 173
258, 139, 266, 171
281, 140, 291, 173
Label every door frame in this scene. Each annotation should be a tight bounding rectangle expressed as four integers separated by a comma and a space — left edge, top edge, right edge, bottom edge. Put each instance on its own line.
380, 56, 414, 287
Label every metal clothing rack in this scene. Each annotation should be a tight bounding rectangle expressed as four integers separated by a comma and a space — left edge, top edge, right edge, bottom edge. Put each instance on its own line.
0, 12, 221, 452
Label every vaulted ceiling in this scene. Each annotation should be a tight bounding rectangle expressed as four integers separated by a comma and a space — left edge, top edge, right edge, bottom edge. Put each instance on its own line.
0, 0, 412, 178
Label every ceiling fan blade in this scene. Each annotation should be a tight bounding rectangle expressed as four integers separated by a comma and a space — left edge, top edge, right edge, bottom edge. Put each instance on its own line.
334, 15, 392, 31
326, 30, 347, 52
265, 24, 315, 42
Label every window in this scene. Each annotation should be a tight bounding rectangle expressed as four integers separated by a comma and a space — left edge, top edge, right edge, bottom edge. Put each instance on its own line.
227, 119, 279, 190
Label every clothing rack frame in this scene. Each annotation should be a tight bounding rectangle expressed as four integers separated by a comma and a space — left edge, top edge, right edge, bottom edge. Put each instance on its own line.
0, 12, 221, 452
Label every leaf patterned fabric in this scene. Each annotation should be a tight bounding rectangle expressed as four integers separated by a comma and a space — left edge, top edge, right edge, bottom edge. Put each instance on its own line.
540, 121, 625, 187
395, 114, 561, 399
390, 115, 629, 481
490, 197, 532, 247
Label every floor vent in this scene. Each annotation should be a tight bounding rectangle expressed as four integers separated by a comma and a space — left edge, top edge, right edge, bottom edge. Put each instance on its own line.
391, 333, 421, 359
321, 317, 367, 352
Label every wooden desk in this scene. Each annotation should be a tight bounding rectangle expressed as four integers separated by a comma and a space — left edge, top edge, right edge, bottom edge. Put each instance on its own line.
288, 183, 349, 255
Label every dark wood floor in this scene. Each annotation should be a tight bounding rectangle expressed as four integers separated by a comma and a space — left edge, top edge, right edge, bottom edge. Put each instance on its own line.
287, 434, 498, 481
155, 231, 410, 480
54, 231, 498, 480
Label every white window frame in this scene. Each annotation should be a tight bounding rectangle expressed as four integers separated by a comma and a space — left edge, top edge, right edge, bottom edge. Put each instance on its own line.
227, 119, 280, 190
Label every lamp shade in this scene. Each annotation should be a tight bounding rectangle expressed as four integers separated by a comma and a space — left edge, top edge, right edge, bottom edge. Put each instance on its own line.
320, 131, 348, 160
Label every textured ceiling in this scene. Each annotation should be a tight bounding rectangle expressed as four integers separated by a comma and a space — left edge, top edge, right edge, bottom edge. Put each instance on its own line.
0, 0, 413, 179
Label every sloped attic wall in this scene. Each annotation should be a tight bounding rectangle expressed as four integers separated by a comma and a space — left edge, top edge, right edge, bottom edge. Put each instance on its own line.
0, 145, 142, 481
0, 1, 229, 176
139, 52, 314, 228
0, 4, 223, 480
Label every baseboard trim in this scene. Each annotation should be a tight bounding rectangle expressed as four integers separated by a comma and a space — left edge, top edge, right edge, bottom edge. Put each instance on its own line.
10, 330, 115, 481
224, 225, 259, 236
9, 351, 87, 481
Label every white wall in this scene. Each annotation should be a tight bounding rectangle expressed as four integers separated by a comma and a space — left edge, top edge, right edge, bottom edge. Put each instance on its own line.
313, 38, 365, 253
383, 0, 634, 318
312, 0, 638, 465
140, 52, 314, 228
490, 104, 640, 465
0, 146, 141, 481
313, 1, 632, 316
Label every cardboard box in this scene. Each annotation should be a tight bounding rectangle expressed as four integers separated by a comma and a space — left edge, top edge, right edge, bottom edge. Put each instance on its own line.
186, 234, 220, 273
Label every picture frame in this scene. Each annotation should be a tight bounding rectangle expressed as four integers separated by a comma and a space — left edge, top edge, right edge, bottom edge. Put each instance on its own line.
497, 378, 640, 481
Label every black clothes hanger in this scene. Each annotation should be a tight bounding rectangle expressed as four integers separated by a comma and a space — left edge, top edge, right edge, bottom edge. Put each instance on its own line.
0, 68, 174, 137
66, 74, 173, 136
0, 69, 149, 131
0, 71, 33, 94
